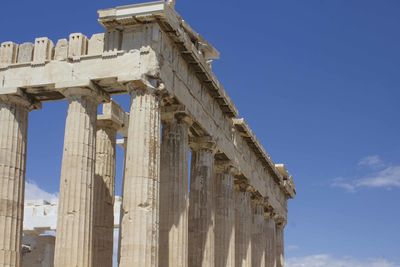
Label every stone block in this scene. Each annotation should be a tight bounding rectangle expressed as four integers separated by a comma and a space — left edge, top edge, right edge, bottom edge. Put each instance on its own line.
68, 33, 88, 58
0, 42, 18, 64
33, 37, 54, 63
88, 33, 105, 55
102, 100, 126, 123
17, 42, 34, 63
104, 29, 121, 52
54, 39, 68, 61
121, 30, 135, 52
22, 234, 55, 267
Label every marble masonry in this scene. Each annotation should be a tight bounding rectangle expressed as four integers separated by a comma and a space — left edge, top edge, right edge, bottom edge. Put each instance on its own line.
0, 1, 295, 266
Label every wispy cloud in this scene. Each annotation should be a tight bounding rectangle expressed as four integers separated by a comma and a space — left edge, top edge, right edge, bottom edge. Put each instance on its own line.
287, 254, 400, 267
331, 156, 400, 192
25, 180, 58, 201
331, 178, 356, 193
358, 155, 384, 169
356, 166, 400, 188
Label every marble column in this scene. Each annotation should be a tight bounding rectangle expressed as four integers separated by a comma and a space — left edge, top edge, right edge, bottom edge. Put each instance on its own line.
188, 137, 216, 267
214, 161, 235, 267
235, 189, 252, 267
276, 220, 285, 267
54, 88, 99, 267
92, 109, 121, 267
0, 94, 34, 267
159, 111, 191, 267
251, 203, 266, 267
265, 216, 276, 267
119, 88, 161, 267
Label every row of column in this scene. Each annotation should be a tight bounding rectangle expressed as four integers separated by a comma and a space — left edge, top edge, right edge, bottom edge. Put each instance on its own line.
0, 86, 286, 267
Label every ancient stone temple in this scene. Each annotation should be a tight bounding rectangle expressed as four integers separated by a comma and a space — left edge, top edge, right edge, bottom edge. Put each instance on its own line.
0, 1, 295, 267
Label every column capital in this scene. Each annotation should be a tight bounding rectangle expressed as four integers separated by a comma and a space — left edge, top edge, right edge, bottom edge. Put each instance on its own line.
161, 104, 193, 126
274, 215, 287, 227
214, 160, 239, 175
251, 194, 265, 208
264, 209, 275, 220
190, 136, 217, 153
234, 180, 252, 193
0, 87, 41, 110
57, 79, 110, 103
124, 77, 166, 96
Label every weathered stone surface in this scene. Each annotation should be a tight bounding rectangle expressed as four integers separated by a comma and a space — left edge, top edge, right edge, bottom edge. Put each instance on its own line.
33, 38, 54, 63
157, 24, 290, 218
54, 91, 98, 267
0, 2, 296, 266
276, 222, 285, 267
104, 30, 121, 52
266, 217, 277, 267
0, 98, 29, 267
17, 43, 34, 63
54, 39, 68, 61
0, 21, 293, 219
214, 162, 235, 267
252, 204, 266, 267
0, 42, 18, 65
159, 114, 190, 267
88, 33, 105, 55
22, 234, 55, 267
92, 103, 121, 267
188, 138, 216, 267
235, 190, 252, 267
119, 89, 161, 267
68, 33, 88, 58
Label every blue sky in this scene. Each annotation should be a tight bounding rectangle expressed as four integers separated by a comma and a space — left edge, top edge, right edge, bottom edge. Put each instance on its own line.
2, 0, 399, 266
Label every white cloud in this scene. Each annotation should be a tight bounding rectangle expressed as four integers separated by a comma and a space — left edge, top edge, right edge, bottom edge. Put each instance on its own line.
358, 155, 384, 169
286, 254, 400, 267
331, 178, 356, 193
25, 180, 58, 201
355, 166, 400, 189
332, 156, 400, 192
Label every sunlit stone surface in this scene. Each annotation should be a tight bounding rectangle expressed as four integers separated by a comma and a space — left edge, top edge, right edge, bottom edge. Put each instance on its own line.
0, 1, 296, 266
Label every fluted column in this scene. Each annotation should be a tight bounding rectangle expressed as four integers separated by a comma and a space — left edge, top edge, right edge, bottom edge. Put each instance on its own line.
251, 203, 266, 267
92, 104, 122, 267
188, 137, 216, 267
276, 220, 285, 267
0, 93, 36, 267
54, 88, 100, 267
214, 161, 236, 267
265, 216, 276, 267
235, 189, 252, 267
159, 110, 191, 267
119, 88, 161, 267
